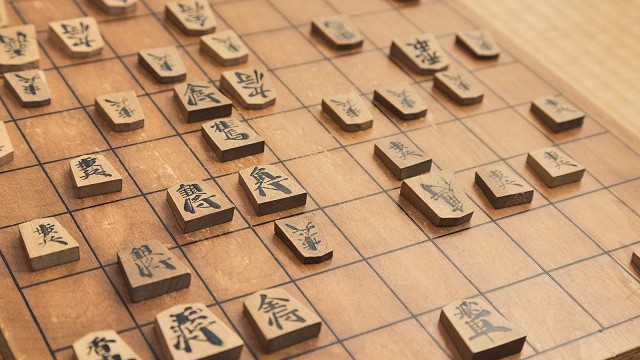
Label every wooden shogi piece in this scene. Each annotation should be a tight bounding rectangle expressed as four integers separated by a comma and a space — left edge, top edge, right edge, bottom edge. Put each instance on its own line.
632, 251, 640, 269
526, 146, 585, 187
48, 17, 103, 58
243, 288, 322, 353
0, 0, 7, 28
0, 120, 14, 166
138, 46, 187, 83
200, 29, 248, 66
310, 14, 364, 50
165, 0, 216, 35
374, 138, 431, 180
89, 0, 138, 15
117, 239, 191, 302
238, 165, 307, 216
274, 212, 333, 264
174, 80, 232, 123
70, 154, 123, 198
530, 95, 585, 133
440, 298, 526, 360
201, 118, 264, 162
400, 170, 474, 227
19, 217, 80, 271
73, 330, 140, 360
455, 29, 501, 59
373, 82, 427, 120
166, 180, 235, 233
4, 69, 51, 107
220, 68, 276, 109
475, 164, 534, 209
434, 69, 484, 105
156, 303, 244, 360
390, 33, 449, 75
321, 92, 373, 132
0, 24, 39, 74
95, 90, 145, 132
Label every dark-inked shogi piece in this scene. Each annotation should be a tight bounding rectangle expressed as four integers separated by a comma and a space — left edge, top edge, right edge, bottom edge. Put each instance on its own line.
526, 146, 585, 187
475, 164, 534, 209
95, 90, 145, 132
69, 154, 123, 198
201, 118, 264, 162
274, 212, 333, 264
310, 14, 364, 50
220, 68, 276, 109
373, 82, 427, 120
434, 69, 484, 105
166, 180, 235, 233
48, 17, 104, 58
200, 29, 248, 66
0, 120, 13, 166
166, 0, 216, 35
73, 330, 140, 360
455, 29, 501, 59
19, 217, 80, 271
4, 69, 51, 107
390, 32, 449, 75
138, 45, 187, 83
174, 80, 232, 123
374, 138, 431, 180
531, 95, 585, 133
321, 92, 373, 132
0, 24, 39, 74
238, 164, 307, 216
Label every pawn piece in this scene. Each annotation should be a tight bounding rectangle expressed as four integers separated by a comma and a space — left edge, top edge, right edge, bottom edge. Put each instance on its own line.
70, 154, 123, 198
174, 80, 232, 123
95, 91, 145, 132
238, 165, 307, 216
373, 82, 427, 120
156, 303, 244, 360
311, 14, 363, 50
440, 298, 526, 360
0, 121, 14, 166
475, 164, 533, 209
274, 213, 333, 264
455, 29, 501, 59
73, 330, 140, 360
89, 0, 138, 15
374, 138, 431, 180
526, 147, 585, 188
202, 118, 264, 162
220, 68, 276, 109
530, 96, 585, 133
390, 33, 449, 75
166, 181, 235, 233
165, 0, 216, 35
0, 24, 39, 74
19, 217, 80, 271
434, 69, 484, 105
48, 17, 103, 58
4, 69, 51, 107
321, 92, 373, 132
138, 46, 186, 83
200, 29, 248, 66
401, 170, 473, 227
243, 288, 322, 353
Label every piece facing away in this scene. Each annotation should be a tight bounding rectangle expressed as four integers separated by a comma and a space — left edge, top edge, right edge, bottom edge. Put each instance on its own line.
526, 146, 585, 187
475, 164, 534, 209
165, 0, 216, 35
95, 90, 145, 132
455, 29, 501, 59
274, 212, 333, 264
311, 14, 364, 50
73, 330, 140, 360
238, 165, 307, 216
48, 17, 104, 58
138, 46, 187, 83
4, 69, 51, 107
166, 180, 235, 233
0, 120, 14, 166
321, 92, 373, 132
89, 0, 138, 15
434, 69, 484, 105
220, 68, 276, 109
374, 82, 427, 120
374, 137, 431, 180
70, 154, 123, 198
200, 29, 248, 66
0, 24, 39, 74
202, 118, 265, 162
174, 80, 232, 123
390, 32, 449, 75
19, 217, 80, 271
531, 95, 585, 133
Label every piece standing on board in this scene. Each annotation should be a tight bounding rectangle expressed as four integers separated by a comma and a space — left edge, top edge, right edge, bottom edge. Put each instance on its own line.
138, 45, 187, 83
475, 164, 534, 209
632, 251, 640, 269
455, 29, 501, 59
0, 0, 7, 28
73, 330, 140, 360
238, 164, 307, 216
166, 180, 235, 233
202, 118, 265, 162
48, 17, 103, 58
434, 69, 484, 105
311, 14, 364, 50
374, 137, 431, 180
0, 24, 39, 74
530, 95, 585, 133
200, 29, 248, 66
374, 82, 427, 120
95, 90, 145, 132
390, 33, 449, 75
0, 121, 13, 166
174, 80, 232, 123
89, 0, 138, 15
70, 154, 123, 198
4, 69, 50, 107
19, 217, 80, 271
165, 0, 216, 35
220, 68, 276, 109
321, 92, 373, 132
526, 146, 585, 187
274, 212, 333, 264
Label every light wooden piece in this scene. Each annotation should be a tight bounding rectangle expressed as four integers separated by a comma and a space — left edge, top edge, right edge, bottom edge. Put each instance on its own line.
48, 17, 103, 58
138, 46, 187, 83
200, 30, 248, 67
89, 0, 138, 15
156, 303, 244, 360
632, 251, 640, 269
117, 239, 191, 302
374, 138, 431, 180
373, 82, 427, 120
526, 146, 585, 187
165, 0, 216, 36
321, 92, 373, 132
400, 170, 474, 226
440, 298, 526, 360
238, 165, 307, 216
474, 164, 534, 209
310, 14, 363, 50
73, 330, 140, 360
201, 118, 264, 162
0, 24, 39, 74
69, 154, 123, 198
0, 0, 8, 28
4, 69, 51, 107
174, 80, 232, 123
390, 33, 449, 75
243, 288, 321, 354
166, 180, 235, 233
434, 69, 484, 105
531, 95, 585, 133
455, 29, 501, 59
274, 213, 333, 264
95, 90, 145, 132
0, 120, 13, 166
220, 68, 276, 109
18, 217, 80, 271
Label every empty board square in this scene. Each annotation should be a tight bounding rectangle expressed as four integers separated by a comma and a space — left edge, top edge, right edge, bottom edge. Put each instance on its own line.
325, 0, 391, 15
174, 80, 232, 123
352, 10, 421, 48
244, 28, 323, 69
19, 216, 80, 271
99, 15, 175, 56
202, 117, 265, 162
238, 164, 307, 216
374, 136, 431, 180
400, 2, 473, 35
13, 0, 83, 31
270, 0, 336, 25
476, 63, 556, 105
275, 61, 354, 107
70, 154, 123, 198
610, 178, 640, 215
214, 0, 288, 34
293, 345, 351, 360
0, 122, 37, 173
333, 50, 413, 93
166, 180, 235, 233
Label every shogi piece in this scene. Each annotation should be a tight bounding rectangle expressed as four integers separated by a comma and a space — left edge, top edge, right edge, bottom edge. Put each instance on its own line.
632, 251, 640, 269
238, 165, 307, 216
0, 121, 14, 166
434, 69, 484, 105
374, 138, 431, 180
19, 217, 80, 271
220, 68, 276, 109
373, 82, 427, 120
4, 69, 51, 107
526, 147, 585, 187
0, 24, 39, 74
89, 0, 138, 15
274, 213, 333, 264
202, 118, 264, 162
174, 81, 232, 123
73, 330, 140, 360
166, 0, 216, 35
321, 92, 373, 132
310, 14, 363, 50
118, 239, 191, 302
95, 91, 145, 132
400, 170, 473, 227
455, 29, 501, 59
166, 181, 235, 233
70, 154, 123, 198
440, 298, 526, 360
0, 0, 7, 28
390, 33, 449, 75
48, 17, 104, 58
200, 29, 248, 66
156, 303, 244, 360
530, 95, 585, 133
138, 46, 187, 83
475, 164, 534, 209
243, 288, 321, 353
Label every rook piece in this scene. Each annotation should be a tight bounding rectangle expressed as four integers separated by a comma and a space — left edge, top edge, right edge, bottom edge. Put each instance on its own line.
0, 24, 39, 74
0, 121, 14, 166
531, 96, 585, 133
374, 82, 427, 120
95, 90, 145, 132
475, 164, 534, 209
89, 0, 138, 15
274, 213, 333, 264
390, 33, 449, 75
166, 181, 235, 233
455, 29, 500, 59
434, 69, 484, 105
321, 92, 373, 132
374, 138, 431, 180
220, 68, 276, 109
311, 14, 363, 50
70, 154, 123, 198
243, 288, 322, 353
202, 118, 264, 162
238, 165, 307, 216
526, 147, 585, 187
166, 0, 216, 35
73, 330, 140, 360
4, 69, 51, 107
48, 17, 103, 58
19, 217, 80, 271
200, 29, 248, 66
138, 46, 187, 83
174, 80, 232, 123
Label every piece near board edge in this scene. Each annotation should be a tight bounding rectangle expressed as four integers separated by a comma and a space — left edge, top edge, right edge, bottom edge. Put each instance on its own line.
201, 117, 265, 162
238, 164, 307, 216
0, 120, 14, 166
89, 0, 138, 15
200, 29, 249, 66
310, 14, 364, 50
373, 82, 427, 120
0, 24, 39, 74
455, 29, 501, 59
526, 146, 585, 188
530, 95, 585, 133
374, 137, 431, 180
274, 212, 333, 264
434, 69, 484, 105
321, 92, 373, 132
138, 45, 187, 83
95, 90, 145, 132
220, 68, 276, 109
73, 330, 141, 360
4, 69, 51, 107
174, 80, 232, 123
19, 217, 80, 271
166, 180, 235, 233
69, 154, 123, 198
48, 17, 104, 58
165, 0, 216, 36
475, 164, 534, 209
390, 32, 449, 75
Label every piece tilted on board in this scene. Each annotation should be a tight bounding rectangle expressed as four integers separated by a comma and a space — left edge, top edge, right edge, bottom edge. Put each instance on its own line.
0, 24, 39, 74
440, 298, 526, 360
70, 154, 123, 198
156, 303, 244, 360
390, 33, 449, 75
174, 80, 232, 123
238, 164, 307, 216
0, 121, 14, 166
526, 146, 585, 187
434, 69, 484, 105
321, 92, 373, 132
475, 164, 534, 209
73, 330, 140, 360
220, 68, 276, 109
89, 0, 138, 15
165, 0, 216, 35
19, 217, 80, 271
243, 288, 322, 353
374, 137, 431, 180
95, 90, 145, 132
274, 212, 333, 264
166, 180, 235, 233
310, 14, 364, 50
530, 95, 585, 133
4, 69, 51, 107
202, 117, 265, 162
455, 29, 501, 59
200, 29, 248, 66
373, 82, 427, 120
48, 17, 104, 58
138, 45, 187, 83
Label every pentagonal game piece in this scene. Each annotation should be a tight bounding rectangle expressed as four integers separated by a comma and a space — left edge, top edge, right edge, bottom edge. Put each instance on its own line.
475, 164, 534, 209
201, 118, 264, 162
0, 121, 13, 166
220, 68, 276, 109
526, 147, 585, 188
374, 82, 427, 120
390, 32, 449, 75
73, 330, 140, 360
70, 154, 123, 198
311, 14, 363, 50
434, 69, 484, 105
530, 95, 585, 133
456, 29, 500, 59
274, 212, 333, 264
95, 90, 145, 132
243, 288, 322, 353
19, 217, 80, 271
165, 0, 216, 35
321, 92, 373, 132
0, 24, 39, 74
166, 180, 235, 233
238, 165, 307, 216
4, 69, 51, 107
89, 0, 138, 15
200, 29, 248, 66
174, 80, 232, 123
374, 138, 431, 180
48, 17, 104, 58
138, 46, 186, 83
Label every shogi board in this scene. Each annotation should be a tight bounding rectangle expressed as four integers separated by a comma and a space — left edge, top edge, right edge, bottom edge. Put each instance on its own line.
0, 1, 639, 360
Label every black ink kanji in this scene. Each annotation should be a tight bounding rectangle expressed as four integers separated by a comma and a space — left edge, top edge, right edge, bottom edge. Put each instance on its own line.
285, 222, 321, 251
406, 38, 441, 65
209, 35, 241, 53
147, 53, 174, 72
387, 88, 415, 109
105, 97, 135, 119
34, 223, 68, 247
183, 83, 220, 106
257, 294, 306, 330
211, 119, 249, 141
0, 31, 28, 58
421, 178, 464, 212
454, 301, 511, 342
76, 157, 112, 180
250, 167, 291, 197
170, 306, 223, 353
15, 73, 40, 96
234, 70, 270, 98
543, 150, 577, 169
60, 22, 95, 48
388, 141, 422, 161
177, 183, 221, 214
87, 336, 135, 360
129, 244, 176, 278
330, 98, 360, 118
178, 1, 208, 27
323, 20, 355, 40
